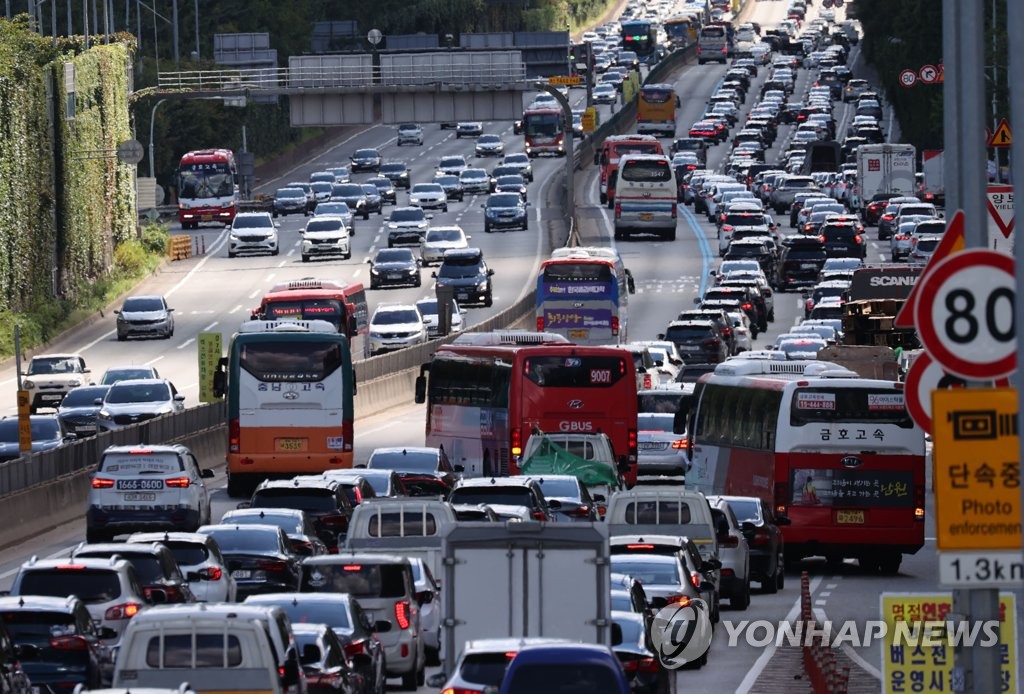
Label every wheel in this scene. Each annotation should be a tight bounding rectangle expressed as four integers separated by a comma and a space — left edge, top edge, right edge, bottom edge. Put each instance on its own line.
117, 333, 127, 342
879, 552, 902, 575
344, 251, 352, 260
227, 251, 236, 259
665, 229, 676, 241
301, 254, 310, 262
763, 571, 779, 594
442, 205, 448, 212
414, 276, 422, 287
522, 222, 528, 231
425, 646, 440, 667
417, 666, 425, 687
776, 562, 785, 590
484, 296, 493, 307
484, 224, 492, 233
226, 473, 250, 499
400, 669, 418, 691
732, 580, 751, 610
825, 554, 845, 573
272, 211, 278, 218
362, 210, 370, 220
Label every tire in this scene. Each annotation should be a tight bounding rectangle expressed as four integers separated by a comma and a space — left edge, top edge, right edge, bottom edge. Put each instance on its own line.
665, 229, 676, 241
414, 277, 421, 287
117, 333, 127, 342
879, 552, 902, 575
86, 528, 110, 543
443, 205, 448, 213
228, 251, 236, 259
363, 211, 370, 220
776, 561, 785, 590
301, 254, 310, 262
400, 669, 418, 691
732, 581, 751, 610
425, 646, 440, 667
344, 251, 352, 260
484, 296, 493, 307
763, 571, 779, 594
484, 224, 492, 233
226, 473, 250, 499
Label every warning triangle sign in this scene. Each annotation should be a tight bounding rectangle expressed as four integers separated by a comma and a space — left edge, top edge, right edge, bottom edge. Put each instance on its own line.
893, 210, 966, 328
989, 118, 1013, 147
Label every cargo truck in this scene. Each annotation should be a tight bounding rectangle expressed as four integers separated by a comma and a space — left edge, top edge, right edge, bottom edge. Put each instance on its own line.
920, 149, 944, 206
438, 521, 612, 675
853, 144, 916, 213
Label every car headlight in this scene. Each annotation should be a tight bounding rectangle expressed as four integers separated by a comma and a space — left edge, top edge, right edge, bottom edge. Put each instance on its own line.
370, 268, 380, 275
98, 410, 111, 420
23, 379, 35, 389
68, 379, 82, 387
477, 281, 489, 291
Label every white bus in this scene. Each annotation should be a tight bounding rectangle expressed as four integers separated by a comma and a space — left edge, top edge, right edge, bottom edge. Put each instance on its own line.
612, 153, 678, 242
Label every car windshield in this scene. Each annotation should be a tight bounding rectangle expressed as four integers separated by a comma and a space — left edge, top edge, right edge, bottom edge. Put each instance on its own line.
105, 383, 171, 404
436, 176, 460, 186
390, 209, 425, 222
479, 135, 501, 143
27, 357, 81, 375
488, 194, 522, 208
426, 229, 463, 242
311, 182, 333, 194
778, 339, 827, 354
496, 176, 524, 187
277, 188, 305, 199
354, 149, 378, 158
122, 297, 164, 312
375, 249, 414, 263
305, 219, 345, 232
373, 309, 420, 325
61, 386, 109, 406
369, 451, 439, 472
461, 170, 487, 180
316, 203, 351, 216
333, 184, 363, 197
201, 528, 280, 553
233, 216, 273, 229
413, 184, 444, 194
399, 124, 418, 132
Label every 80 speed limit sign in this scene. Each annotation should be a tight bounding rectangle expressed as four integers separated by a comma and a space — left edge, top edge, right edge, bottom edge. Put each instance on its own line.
915, 249, 1016, 379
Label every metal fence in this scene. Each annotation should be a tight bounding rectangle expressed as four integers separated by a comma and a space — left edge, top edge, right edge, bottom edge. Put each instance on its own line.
0, 402, 225, 497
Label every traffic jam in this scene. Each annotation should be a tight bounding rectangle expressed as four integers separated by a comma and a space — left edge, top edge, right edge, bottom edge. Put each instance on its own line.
0, 0, 976, 690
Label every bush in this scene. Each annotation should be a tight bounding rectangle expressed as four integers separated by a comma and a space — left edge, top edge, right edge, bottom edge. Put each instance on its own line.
113, 240, 149, 276
140, 223, 170, 254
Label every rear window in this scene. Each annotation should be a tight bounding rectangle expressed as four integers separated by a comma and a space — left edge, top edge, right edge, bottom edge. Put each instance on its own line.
665, 325, 713, 341
273, 602, 351, 632
638, 392, 683, 413
701, 26, 725, 38
610, 558, 682, 585
621, 500, 693, 524
449, 486, 534, 507
164, 542, 210, 567
522, 355, 628, 388
784, 246, 827, 261
725, 498, 761, 523
1, 611, 77, 645
823, 227, 858, 240
369, 451, 439, 473
790, 387, 913, 427
620, 160, 672, 183
19, 569, 121, 603
506, 664, 624, 694
252, 489, 337, 513
99, 453, 182, 475
74, 552, 164, 584
146, 634, 243, 668
367, 512, 438, 537
301, 563, 408, 598
460, 652, 514, 687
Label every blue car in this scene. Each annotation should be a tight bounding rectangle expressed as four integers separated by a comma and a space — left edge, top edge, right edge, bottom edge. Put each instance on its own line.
500, 643, 631, 694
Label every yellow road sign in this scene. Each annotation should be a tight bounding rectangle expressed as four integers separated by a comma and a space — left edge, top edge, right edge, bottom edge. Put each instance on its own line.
932, 388, 1021, 551
548, 75, 581, 86
581, 106, 597, 132
16, 389, 31, 452
197, 332, 224, 403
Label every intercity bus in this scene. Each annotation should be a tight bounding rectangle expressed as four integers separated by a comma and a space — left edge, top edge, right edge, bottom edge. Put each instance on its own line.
213, 320, 356, 497
251, 278, 370, 356
686, 357, 926, 574
177, 148, 238, 228
536, 248, 635, 345
414, 333, 639, 483
594, 134, 663, 206
637, 83, 680, 137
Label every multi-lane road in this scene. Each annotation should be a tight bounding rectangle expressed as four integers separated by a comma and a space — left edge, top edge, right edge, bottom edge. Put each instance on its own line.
3, 0, 1005, 691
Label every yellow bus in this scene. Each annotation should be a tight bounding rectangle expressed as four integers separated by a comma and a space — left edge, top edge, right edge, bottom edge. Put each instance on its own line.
636, 84, 679, 138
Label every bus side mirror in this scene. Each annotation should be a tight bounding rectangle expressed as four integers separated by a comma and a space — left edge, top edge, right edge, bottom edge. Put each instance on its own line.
348, 315, 357, 336
414, 375, 427, 404
627, 274, 636, 294
593, 152, 600, 165
673, 410, 687, 435
212, 371, 226, 399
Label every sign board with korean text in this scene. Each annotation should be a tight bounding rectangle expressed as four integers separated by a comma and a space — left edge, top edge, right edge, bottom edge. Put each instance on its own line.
197, 332, 224, 403
986, 184, 1015, 253
931, 388, 1020, 551
581, 106, 597, 132
548, 75, 581, 86
880, 592, 1017, 693
915, 250, 1016, 380
894, 210, 965, 328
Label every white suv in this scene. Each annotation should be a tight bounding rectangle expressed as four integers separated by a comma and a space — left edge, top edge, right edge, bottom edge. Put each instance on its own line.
228, 212, 279, 258
397, 123, 424, 146
300, 215, 351, 262
21, 353, 92, 413
86, 444, 215, 542
127, 531, 237, 603
368, 304, 427, 356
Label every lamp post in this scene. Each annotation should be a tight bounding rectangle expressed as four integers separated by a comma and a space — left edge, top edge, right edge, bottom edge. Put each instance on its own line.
148, 98, 168, 179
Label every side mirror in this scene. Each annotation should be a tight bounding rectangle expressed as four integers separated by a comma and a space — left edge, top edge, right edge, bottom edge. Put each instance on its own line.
97, 627, 118, 640
431, 271, 438, 278
656, 333, 666, 340
427, 673, 448, 688
201, 468, 215, 479
236, 501, 252, 509
280, 657, 300, 687
113, 309, 121, 315
366, 259, 373, 264
174, 394, 186, 402
705, 558, 723, 571
673, 410, 687, 436
693, 297, 702, 305
650, 596, 668, 609
480, 203, 486, 208
611, 622, 623, 646
616, 455, 630, 474
212, 371, 226, 398
776, 515, 792, 526
593, 493, 606, 503
147, 588, 168, 605
414, 375, 427, 404
416, 590, 434, 605
547, 499, 562, 510
454, 464, 465, 473
94, 398, 103, 406
301, 643, 321, 665
487, 269, 495, 276
373, 619, 393, 633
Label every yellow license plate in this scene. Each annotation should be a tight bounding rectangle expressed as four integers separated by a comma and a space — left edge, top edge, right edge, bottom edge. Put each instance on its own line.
276, 438, 308, 452
836, 510, 864, 524
640, 212, 653, 221
569, 329, 589, 339
201, 214, 213, 221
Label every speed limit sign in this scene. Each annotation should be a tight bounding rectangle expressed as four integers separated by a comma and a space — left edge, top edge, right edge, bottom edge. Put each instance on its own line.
915, 249, 1016, 379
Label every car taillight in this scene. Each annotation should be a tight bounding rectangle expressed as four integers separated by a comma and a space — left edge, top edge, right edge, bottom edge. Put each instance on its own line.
568, 505, 592, 518
165, 477, 190, 488
818, 235, 826, 243
854, 235, 862, 243
775, 482, 788, 517
309, 673, 343, 689
319, 514, 348, 528
666, 595, 691, 606
50, 635, 90, 651
691, 571, 702, 587
531, 510, 547, 521
643, 373, 652, 389
742, 302, 752, 310
914, 484, 925, 521
615, 202, 622, 217
229, 418, 240, 453
536, 316, 545, 331
341, 418, 353, 453
628, 428, 637, 463
806, 299, 814, 311
104, 602, 141, 620
722, 224, 733, 232
394, 600, 411, 630
258, 559, 289, 573
147, 585, 183, 602
511, 428, 523, 457
343, 640, 367, 658
611, 316, 620, 337
751, 527, 772, 546
91, 478, 115, 489
719, 535, 739, 548
441, 689, 487, 694
671, 438, 687, 450
671, 203, 677, 218
703, 338, 721, 349
198, 566, 223, 581
720, 326, 732, 336
803, 224, 813, 232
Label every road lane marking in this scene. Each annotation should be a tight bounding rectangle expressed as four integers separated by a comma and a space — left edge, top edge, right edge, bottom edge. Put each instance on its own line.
164, 228, 230, 299
229, 305, 242, 313
203, 322, 219, 331
248, 289, 260, 299
177, 338, 196, 350
144, 355, 165, 365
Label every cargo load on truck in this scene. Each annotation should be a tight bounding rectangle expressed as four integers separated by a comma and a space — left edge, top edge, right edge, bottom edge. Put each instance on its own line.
816, 345, 900, 381
854, 144, 916, 211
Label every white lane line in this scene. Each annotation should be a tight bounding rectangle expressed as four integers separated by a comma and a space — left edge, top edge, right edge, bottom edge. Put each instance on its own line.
814, 599, 828, 606
819, 591, 831, 597
248, 289, 260, 299
265, 273, 276, 283
826, 583, 838, 590
229, 305, 242, 314
70, 329, 119, 355
163, 229, 231, 300
177, 338, 196, 350
202, 322, 219, 331
736, 573, 824, 693
0, 545, 71, 580
144, 355, 165, 366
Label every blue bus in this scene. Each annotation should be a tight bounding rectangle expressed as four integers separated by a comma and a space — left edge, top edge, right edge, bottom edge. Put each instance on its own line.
536, 248, 635, 345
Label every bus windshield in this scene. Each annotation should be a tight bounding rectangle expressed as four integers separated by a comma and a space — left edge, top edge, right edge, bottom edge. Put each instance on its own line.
621, 160, 672, 182
525, 113, 561, 137
641, 88, 674, 104
542, 263, 614, 283
239, 341, 343, 382
178, 164, 234, 200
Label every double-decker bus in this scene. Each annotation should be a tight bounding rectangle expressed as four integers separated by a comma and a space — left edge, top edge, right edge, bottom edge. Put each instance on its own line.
519, 107, 567, 158
212, 320, 356, 497
414, 333, 639, 483
686, 357, 926, 574
637, 83, 680, 137
594, 134, 663, 206
537, 248, 635, 345
250, 279, 370, 356
620, 19, 657, 59
177, 149, 239, 228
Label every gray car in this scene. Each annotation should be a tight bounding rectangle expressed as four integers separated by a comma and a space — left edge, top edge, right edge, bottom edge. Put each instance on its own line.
0, 415, 73, 462
95, 378, 185, 432
115, 295, 174, 341
56, 384, 110, 437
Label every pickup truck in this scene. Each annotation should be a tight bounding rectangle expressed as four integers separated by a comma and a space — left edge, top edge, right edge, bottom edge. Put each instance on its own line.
343, 497, 456, 577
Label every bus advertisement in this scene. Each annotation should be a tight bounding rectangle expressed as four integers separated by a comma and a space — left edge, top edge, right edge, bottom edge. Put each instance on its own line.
213, 320, 356, 497
637, 83, 680, 137
177, 148, 239, 228
620, 19, 657, 59
686, 358, 926, 574
520, 108, 567, 157
594, 134, 663, 206
414, 336, 639, 484
251, 278, 370, 355
536, 252, 631, 345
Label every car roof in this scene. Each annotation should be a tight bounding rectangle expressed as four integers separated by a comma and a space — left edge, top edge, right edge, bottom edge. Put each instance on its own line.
455, 476, 536, 489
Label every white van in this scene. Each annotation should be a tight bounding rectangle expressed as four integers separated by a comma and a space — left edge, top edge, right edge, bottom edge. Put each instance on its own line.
112, 604, 303, 694
612, 154, 678, 242
605, 487, 720, 566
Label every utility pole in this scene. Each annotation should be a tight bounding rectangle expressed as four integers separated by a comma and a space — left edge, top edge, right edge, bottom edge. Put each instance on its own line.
172, 0, 180, 67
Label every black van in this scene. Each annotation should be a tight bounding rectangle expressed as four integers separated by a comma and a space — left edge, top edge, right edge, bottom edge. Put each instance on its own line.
775, 237, 827, 291
432, 248, 495, 307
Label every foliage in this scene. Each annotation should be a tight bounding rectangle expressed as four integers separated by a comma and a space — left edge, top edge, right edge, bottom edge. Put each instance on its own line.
140, 223, 170, 254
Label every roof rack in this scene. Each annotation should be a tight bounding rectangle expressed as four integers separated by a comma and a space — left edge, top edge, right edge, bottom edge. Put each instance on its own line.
451, 331, 570, 346
238, 319, 337, 334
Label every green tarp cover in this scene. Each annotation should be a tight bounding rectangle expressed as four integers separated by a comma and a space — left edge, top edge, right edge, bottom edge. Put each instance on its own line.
519, 435, 620, 486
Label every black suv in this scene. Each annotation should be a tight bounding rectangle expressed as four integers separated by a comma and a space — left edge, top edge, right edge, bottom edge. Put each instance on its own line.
670, 137, 707, 164
330, 183, 370, 220
775, 236, 827, 291
432, 248, 494, 307
820, 220, 867, 259
676, 309, 736, 356
703, 286, 767, 332
379, 161, 412, 189
243, 478, 354, 551
659, 320, 729, 364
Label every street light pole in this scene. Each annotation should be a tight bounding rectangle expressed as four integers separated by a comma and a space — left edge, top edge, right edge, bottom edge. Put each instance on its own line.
171, 0, 180, 67
534, 82, 576, 241
148, 98, 167, 179
193, 0, 200, 59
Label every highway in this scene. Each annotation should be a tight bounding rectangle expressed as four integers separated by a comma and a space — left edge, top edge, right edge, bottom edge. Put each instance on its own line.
1, 0, 1000, 691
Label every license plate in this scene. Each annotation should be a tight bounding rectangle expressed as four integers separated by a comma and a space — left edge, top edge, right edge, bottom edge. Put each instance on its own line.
41, 394, 62, 401
122, 493, 156, 502
201, 215, 213, 221
117, 479, 164, 490
800, 263, 819, 269
232, 570, 252, 579
276, 438, 308, 452
388, 273, 401, 280
77, 425, 96, 433
457, 293, 470, 300
640, 212, 654, 221
569, 329, 589, 339
640, 441, 667, 450
836, 510, 864, 524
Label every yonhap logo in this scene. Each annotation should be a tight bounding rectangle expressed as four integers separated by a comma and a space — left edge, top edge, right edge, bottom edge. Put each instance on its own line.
648, 598, 713, 668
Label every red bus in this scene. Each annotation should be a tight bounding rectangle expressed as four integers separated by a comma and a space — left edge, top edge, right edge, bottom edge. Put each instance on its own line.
593, 134, 663, 206
414, 333, 639, 483
687, 357, 926, 574
518, 107, 568, 157
177, 148, 239, 228
251, 278, 370, 355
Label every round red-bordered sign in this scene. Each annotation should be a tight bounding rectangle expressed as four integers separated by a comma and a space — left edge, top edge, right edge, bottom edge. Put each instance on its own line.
903, 352, 1012, 434
915, 249, 1016, 379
